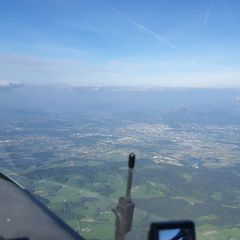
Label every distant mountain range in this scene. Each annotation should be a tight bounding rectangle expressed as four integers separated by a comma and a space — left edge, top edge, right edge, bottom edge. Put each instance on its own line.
0, 84, 240, 125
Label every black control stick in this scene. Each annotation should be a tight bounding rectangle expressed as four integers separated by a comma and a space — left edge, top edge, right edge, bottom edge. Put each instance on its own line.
112, 153, 136, 240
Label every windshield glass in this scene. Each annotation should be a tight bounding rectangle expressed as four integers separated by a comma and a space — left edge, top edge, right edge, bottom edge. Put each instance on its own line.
0, 1, 240, 240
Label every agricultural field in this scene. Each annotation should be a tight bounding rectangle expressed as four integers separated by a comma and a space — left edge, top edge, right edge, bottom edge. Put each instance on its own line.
1, 108, 240, 240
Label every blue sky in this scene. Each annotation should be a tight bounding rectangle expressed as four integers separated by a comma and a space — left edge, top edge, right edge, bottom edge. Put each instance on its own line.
0, 0, 240, 87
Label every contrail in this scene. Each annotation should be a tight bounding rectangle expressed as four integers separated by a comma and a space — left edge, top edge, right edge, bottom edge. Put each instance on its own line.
203, 0, 213, 26
100, 0, 204, 69
104, 2, 176, 50
129, 20, 176, 49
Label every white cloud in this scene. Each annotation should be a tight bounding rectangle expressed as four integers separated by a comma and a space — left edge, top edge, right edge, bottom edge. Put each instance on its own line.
235, 96, 240, 102
0, 53, 240, 88
0, 80, 23, 90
